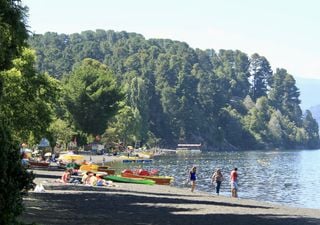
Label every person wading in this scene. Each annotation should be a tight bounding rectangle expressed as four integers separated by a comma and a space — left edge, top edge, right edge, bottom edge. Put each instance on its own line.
230, 168, 238, 197
189, 166, 197, 192
211, 168, 224, 195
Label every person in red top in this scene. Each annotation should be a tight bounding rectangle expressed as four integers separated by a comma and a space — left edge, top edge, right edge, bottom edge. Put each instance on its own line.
230, 168, 238, 197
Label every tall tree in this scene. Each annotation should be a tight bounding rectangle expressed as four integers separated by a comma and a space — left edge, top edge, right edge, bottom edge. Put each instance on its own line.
64, 58, 123, 136
0, 0, 28, 71
243, 96, 271, 146
249, 53, 273, 101
0, 49, 60, 141
213, 50, 251, 99
28, 30, 320, 150
269, 68, 302, 124
303, 110, 319, 148
0, 1, 57, 223
2, 62, 59, 222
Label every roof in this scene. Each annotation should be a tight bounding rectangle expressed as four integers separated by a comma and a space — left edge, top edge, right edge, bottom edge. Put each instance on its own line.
177, 144, 201, 147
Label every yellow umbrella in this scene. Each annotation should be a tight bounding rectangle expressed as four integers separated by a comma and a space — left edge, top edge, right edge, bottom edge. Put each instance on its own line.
59, 154, 84, 161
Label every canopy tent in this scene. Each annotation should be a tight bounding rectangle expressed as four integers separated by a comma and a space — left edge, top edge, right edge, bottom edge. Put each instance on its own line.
38, 138, 50, 148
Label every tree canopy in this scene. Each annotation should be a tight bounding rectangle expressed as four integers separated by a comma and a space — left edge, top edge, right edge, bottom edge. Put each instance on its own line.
63, 58, 123, 136
28, 30, 320, 150
0, 1, 50, 223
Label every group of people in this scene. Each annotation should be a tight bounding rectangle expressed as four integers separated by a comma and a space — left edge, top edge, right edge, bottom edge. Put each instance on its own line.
60, 159, 115, 186
60, 169, 114, 187
189, 166, 238, 197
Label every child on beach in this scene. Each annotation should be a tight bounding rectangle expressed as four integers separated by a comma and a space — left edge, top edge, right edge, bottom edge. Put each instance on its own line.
189, 166, 197, 192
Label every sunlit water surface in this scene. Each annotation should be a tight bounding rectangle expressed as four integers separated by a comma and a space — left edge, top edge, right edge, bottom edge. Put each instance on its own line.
113, 149, 320, 209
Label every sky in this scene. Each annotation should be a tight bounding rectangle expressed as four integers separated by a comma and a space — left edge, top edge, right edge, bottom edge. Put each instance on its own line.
23, 0, 320, 80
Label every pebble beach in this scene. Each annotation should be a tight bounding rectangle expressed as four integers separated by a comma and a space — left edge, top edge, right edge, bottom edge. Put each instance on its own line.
20, 169, 320, 225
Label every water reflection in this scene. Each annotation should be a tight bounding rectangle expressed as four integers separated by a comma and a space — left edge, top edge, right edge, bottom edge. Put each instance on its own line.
113, 149, 320, 209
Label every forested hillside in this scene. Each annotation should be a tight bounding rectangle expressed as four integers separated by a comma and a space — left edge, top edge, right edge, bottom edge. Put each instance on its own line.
28, 30, 320, 150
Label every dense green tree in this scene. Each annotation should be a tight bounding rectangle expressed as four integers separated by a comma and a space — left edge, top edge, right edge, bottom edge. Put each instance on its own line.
243, 97, 271, 146
269, 68, 302, 124
0, 127, 34, 225
267, 110, 283, 146
249, 53, 273, 101
213, 50, 251, 99
0, 0, 28, 71
0, 1, 61, 223
28, 30, 320, 150
303, 110, 320, 148
0, 48, 60, 141
64, 58, 123, 136
47, 118, 76, 148
126, 76, 151, 142
103, 105, 137, 145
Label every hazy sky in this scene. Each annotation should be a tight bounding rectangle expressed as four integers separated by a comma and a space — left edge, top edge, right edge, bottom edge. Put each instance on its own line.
24, 0, 320, 80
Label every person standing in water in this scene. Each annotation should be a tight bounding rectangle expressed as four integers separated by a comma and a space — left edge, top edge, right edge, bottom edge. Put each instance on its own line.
189, 166, 197, 192
230, 168, 238, 197
211, 168, 224, 195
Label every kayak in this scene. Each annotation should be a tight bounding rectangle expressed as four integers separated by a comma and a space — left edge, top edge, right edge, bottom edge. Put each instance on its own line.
123, 169, 159, 176
121, 172, 173, 185
104, 175, 155, 185
79, 164, 99, 171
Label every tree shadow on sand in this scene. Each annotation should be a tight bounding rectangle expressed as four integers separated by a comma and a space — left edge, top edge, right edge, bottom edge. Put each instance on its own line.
43, 184, 271, 209
21, 190, 320, 225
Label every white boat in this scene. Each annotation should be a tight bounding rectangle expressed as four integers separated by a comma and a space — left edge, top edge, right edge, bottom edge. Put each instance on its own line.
176, 144, 202, 153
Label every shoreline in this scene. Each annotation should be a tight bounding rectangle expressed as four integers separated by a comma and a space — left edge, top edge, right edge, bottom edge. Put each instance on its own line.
20, 169, 320, 225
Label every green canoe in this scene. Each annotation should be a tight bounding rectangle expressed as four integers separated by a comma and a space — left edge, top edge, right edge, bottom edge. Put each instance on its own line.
104, 175, 155, 185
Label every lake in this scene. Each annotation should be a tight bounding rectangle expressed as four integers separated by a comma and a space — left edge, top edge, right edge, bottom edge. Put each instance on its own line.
117, 149, 320, 209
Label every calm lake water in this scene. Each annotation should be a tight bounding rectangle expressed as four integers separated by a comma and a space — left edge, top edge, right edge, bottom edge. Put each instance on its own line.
116, 149, 320, 209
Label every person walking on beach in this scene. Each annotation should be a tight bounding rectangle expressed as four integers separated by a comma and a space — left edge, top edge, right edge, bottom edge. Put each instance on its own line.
189, 166, 197, 192
211, 168, 224, 195
230, 168, 238, 198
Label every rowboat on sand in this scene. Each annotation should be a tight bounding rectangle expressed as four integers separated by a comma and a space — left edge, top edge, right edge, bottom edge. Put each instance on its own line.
121, 171, 173, 185
79, 164, 115, 175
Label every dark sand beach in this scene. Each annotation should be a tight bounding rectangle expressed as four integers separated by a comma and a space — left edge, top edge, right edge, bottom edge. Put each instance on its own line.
21, 169, 320, 225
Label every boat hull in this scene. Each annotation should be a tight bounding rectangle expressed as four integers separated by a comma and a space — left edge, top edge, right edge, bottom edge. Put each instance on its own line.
105, 175, 155, 185
29, 161, 50, 168
79, 165, 115, 175
97, 167, 115, 175
121, 172, 173, 185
